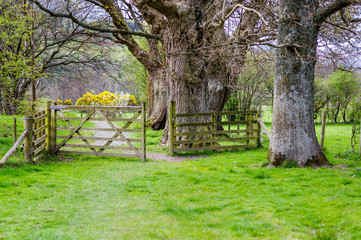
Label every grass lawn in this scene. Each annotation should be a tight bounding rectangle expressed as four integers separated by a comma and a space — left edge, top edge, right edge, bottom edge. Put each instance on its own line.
1, 115, 361, 239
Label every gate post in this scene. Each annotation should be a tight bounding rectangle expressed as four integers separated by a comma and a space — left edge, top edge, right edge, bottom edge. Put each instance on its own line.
320, 110, 326, 150
50, 101, 57, 155
169, 101, 176, 155
24, 116, 34, 162
46, 101, 51, 152
257, 106, 262, 147
141, 101, 146, 162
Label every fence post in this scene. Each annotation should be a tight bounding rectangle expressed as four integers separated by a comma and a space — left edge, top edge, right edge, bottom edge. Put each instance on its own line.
246, 112, 250, 146
46, 101, 51, 152
141, 101, 146, 162
211, 114, 216, 147
320, 110, 326, 150
50, 101, 57, 155
13, 117, 17, 144
24, 116, 34, 162
257, 106, 262, 147
169, 101, 176, 155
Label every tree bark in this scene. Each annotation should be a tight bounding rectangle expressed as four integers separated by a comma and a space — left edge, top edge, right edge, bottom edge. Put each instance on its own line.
268, 0, 330, 167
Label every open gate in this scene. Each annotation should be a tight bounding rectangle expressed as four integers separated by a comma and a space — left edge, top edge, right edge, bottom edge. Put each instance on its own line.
49, 103, 146, 161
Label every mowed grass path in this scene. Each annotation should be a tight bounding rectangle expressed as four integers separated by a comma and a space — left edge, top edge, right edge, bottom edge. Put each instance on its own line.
1, 123, 361, 239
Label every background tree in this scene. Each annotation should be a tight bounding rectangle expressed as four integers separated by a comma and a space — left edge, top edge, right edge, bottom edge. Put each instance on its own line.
0, 0, 116, 115
328, 69, 361, 122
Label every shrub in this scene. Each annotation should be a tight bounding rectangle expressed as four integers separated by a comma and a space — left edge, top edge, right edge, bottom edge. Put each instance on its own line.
57, 99, 72, 105
75, 91, 137, 106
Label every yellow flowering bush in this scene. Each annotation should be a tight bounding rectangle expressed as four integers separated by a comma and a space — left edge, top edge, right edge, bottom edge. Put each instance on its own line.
116, 94, 137, 106
76, 91, 137, 106
57, 99, 72, 105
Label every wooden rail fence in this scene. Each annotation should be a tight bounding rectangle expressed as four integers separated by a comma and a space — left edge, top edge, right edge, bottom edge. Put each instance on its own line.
1, 110, 48, 165
1, 101, 147, 164
168, 101, 262, 154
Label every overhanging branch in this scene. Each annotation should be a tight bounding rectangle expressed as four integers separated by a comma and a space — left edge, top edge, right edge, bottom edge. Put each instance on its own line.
314, 0, 361, 24
31, 0, 161, 40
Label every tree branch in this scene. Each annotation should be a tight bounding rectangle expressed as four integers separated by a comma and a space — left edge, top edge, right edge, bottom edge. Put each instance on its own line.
314, 0, 361, 24
30, 0, 161, 40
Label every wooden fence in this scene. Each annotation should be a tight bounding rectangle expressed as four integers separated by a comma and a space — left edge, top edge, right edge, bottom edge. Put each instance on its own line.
1, 101, 147, 164
168, 101, 262, 154
1, 111, 47, 165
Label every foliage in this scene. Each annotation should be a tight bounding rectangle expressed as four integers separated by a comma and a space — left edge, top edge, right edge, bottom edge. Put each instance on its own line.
0, 0, 42, 115
328, 70, 361, 122
115, 39, 148, 103
57, 99, 72, 105
314, 69, 361, 123
75, 91, 137, 106
225, 56, 274, 111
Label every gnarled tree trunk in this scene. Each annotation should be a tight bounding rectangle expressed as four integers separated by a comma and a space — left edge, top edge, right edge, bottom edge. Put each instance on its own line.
268, 0, 330, 167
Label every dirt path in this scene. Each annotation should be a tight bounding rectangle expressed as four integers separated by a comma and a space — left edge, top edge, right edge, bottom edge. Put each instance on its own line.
146, 153, 209, 162
91, 121, 208, 162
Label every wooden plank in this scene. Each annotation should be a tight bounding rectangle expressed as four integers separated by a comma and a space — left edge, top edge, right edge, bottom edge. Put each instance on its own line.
55, 110, 95, 152
62, 144, 140, 150
24, 116, 33, 162
175, 110, 258, 117
175, 129, 258, 136
57, 110, 97, 154
33, 154, 44, 162
57, 150, 139, 158
97, 110, 142, 159
34, 143, 46, 155
211, 114, 215, 147
34, 124, 47, 135
174, 144, 258, 153
34, 134, 47, 146
320, 110, 326, 150
13, 118, 17, 144
141, 101, 146, 162
0, 130, 29, 165
33, 113, 47, 123
50, 102, 57, 154
56, 136, 141, 142
46, 101, 51, 152
56, 127, 141, 132
97, 110, 142, 154
175, 137, 258, 145
169, 101, 176, 155
174, 120, 257, 128
174, 122, 213, 127
258, 118, 271, 139
51, 105, 141, 111
257, 106, 262, 147
42, 111, 46, 142
57, 117, 142, 122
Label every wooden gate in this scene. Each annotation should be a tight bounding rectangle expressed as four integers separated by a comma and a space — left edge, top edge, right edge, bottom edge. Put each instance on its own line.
49, 103, 146, 161
168, 101, 262, 154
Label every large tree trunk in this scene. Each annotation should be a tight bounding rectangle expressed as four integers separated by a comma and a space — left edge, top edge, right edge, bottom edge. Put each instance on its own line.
142, 1, 244, 143
147, 68, 168, 130
268, 0, 329, 167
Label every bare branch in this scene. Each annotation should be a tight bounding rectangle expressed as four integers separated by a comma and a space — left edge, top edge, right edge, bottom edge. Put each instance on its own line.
31, 0, 161, 40
314, 0, 361, 24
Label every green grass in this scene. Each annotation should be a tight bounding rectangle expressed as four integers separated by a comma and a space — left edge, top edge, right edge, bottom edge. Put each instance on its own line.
1, 115, 361, 239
